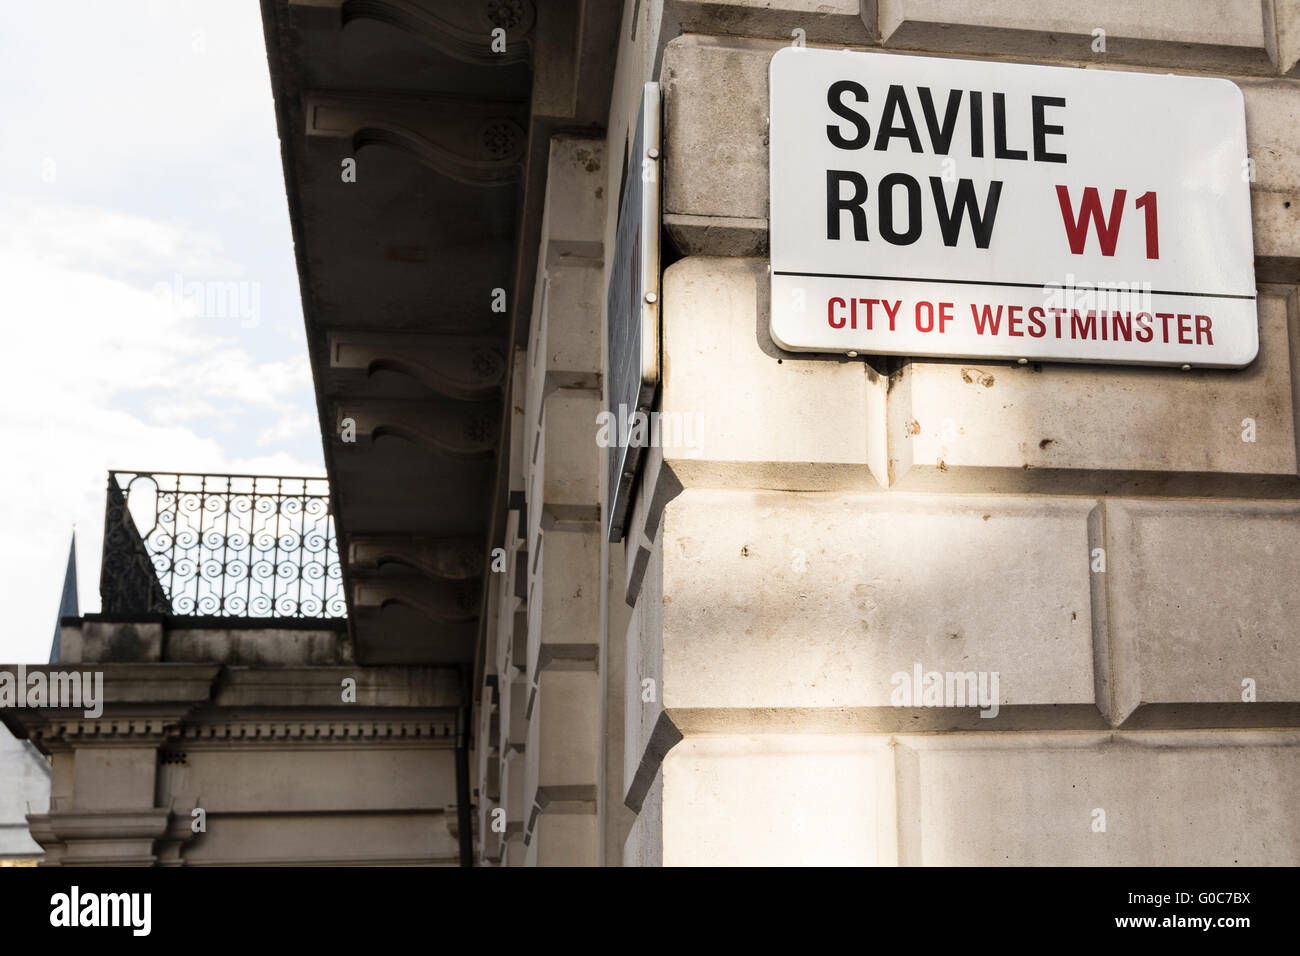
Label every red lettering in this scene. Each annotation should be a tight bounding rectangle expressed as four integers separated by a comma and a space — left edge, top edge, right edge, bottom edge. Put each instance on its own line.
882, 299, 901, 331
1195, 314, 1213, 346
1135, 312, 1153, 343
1056, 185, 1126, 256
829, 297, 846, 329
1006, 304, 1024, 337
1112, 311, 1131, 342
858, 298, 880, 330
1027, 306, 1046, 338
1048, 307, 1067, 338
1135, 190, 1159, 259
939, 302, 953, 333
916, 300, 935, 332
1070, 310, 1097, 340
971, 303, 1003, 335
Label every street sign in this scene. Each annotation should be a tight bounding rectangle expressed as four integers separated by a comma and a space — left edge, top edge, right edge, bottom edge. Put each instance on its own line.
769, 48, 1257, 368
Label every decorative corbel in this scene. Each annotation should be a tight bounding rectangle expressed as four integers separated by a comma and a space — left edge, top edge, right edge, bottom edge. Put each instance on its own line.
350, 574, 479, 621
305, 90, 526, 185
348, 534, 484, 580
329, 331, 506, 402
289, 0, 534, 65
335, 398, 499, 459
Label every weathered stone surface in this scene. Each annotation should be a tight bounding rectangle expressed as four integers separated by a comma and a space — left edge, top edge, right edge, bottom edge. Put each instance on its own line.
892, 287, 1299, 492
1279, 0, 1300, 77
539, 135, 606, 263
523, 669, 600, 810
526, 525, 601, 682
661, 36, 774, 223
660, 734, 896, 865
1240, 83, 1300, 281
526, 387, 601, 552
529, 259, 602, 389
656, 489, 1099, 719
1104, 498, 1300, 725
878, 0, 1276, 73
666, 0, 874, 43
526, 811, 599, 866
660, 257, 882, 489
895, 731, 1300, 865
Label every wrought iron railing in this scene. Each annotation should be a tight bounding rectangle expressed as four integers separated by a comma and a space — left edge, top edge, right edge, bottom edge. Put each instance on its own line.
100, 471, 345, 618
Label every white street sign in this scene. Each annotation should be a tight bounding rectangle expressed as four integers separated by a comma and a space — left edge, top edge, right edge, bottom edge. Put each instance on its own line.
769, 48, 1257, 368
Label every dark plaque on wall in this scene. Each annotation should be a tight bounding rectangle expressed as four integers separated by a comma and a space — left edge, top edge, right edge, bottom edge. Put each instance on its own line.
606, 82, 661, 541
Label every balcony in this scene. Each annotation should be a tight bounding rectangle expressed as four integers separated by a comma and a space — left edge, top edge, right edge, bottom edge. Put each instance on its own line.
99, 471, 344, 620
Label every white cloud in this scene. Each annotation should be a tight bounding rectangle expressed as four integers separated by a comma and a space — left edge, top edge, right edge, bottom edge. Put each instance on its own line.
0, 1, 323, 664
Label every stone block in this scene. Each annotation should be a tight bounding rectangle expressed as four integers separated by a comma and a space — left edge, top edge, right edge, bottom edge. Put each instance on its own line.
895, 731, 1300, 865
877, 0, 1276, 74
660, 734, 896, 865
656, 489, 1099, 724
660, 257, 882, 489
665, 0, 874, 43
524, 670, 601, 811
890, 287, 1298, 492
1104, 498, 1300, 725
525, 811, 598, 866
525, 387, 602, 554
540, 135, 605, 262
661, 35, 774, 228
525, 525, 601, 683
1240, 83, 1300, 280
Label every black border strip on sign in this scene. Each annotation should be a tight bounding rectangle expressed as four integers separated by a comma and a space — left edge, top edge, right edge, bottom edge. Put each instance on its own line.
773, 270, 1257, 301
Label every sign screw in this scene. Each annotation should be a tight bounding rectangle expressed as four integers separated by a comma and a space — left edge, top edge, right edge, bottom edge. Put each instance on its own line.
846, 351, 858, 357
647, 148, 660, 160
1181, 364, 1192, 371
1017, 358, 1028, 365
644, 292, 657, 304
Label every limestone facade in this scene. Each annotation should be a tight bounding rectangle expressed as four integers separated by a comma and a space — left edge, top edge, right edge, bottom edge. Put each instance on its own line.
473, 0, 1300, 865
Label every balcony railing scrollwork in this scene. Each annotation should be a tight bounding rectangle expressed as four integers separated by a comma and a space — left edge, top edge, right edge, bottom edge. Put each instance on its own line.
99, 471, 345, 618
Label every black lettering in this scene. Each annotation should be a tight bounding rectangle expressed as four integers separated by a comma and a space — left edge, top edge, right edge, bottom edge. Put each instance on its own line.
969, 91, 984, 158
826, 80, 871, 150
929, 177, 1003, 248
879, 172, 921, 245
827, 169, 870, 240
917, 87, 964, 155
1031, 95, 1067, 163
992, 92, 1028, 160
873, 85, 923, 153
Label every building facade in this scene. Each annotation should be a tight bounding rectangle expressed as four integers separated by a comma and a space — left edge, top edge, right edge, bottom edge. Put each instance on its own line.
5, 0, 1299, 866
470, 0, 1300, 866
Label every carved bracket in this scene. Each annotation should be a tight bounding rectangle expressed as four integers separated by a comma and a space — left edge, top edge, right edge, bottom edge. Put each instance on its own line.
290, 0, 535, 65
329, 331, 506, 401
336, 398, 499, 459
305, 90, 526, 185
350, 574, 480, 621
349, 534, 484, 580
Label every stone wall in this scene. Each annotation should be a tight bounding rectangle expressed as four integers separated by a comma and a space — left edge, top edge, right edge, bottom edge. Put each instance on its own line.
476, 0, 1300, 865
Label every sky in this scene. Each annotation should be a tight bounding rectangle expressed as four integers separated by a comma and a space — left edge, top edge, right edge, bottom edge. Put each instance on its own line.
0, 1, 324, 663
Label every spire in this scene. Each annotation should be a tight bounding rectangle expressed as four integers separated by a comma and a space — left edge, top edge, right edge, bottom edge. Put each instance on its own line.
49, 531, 79, 663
